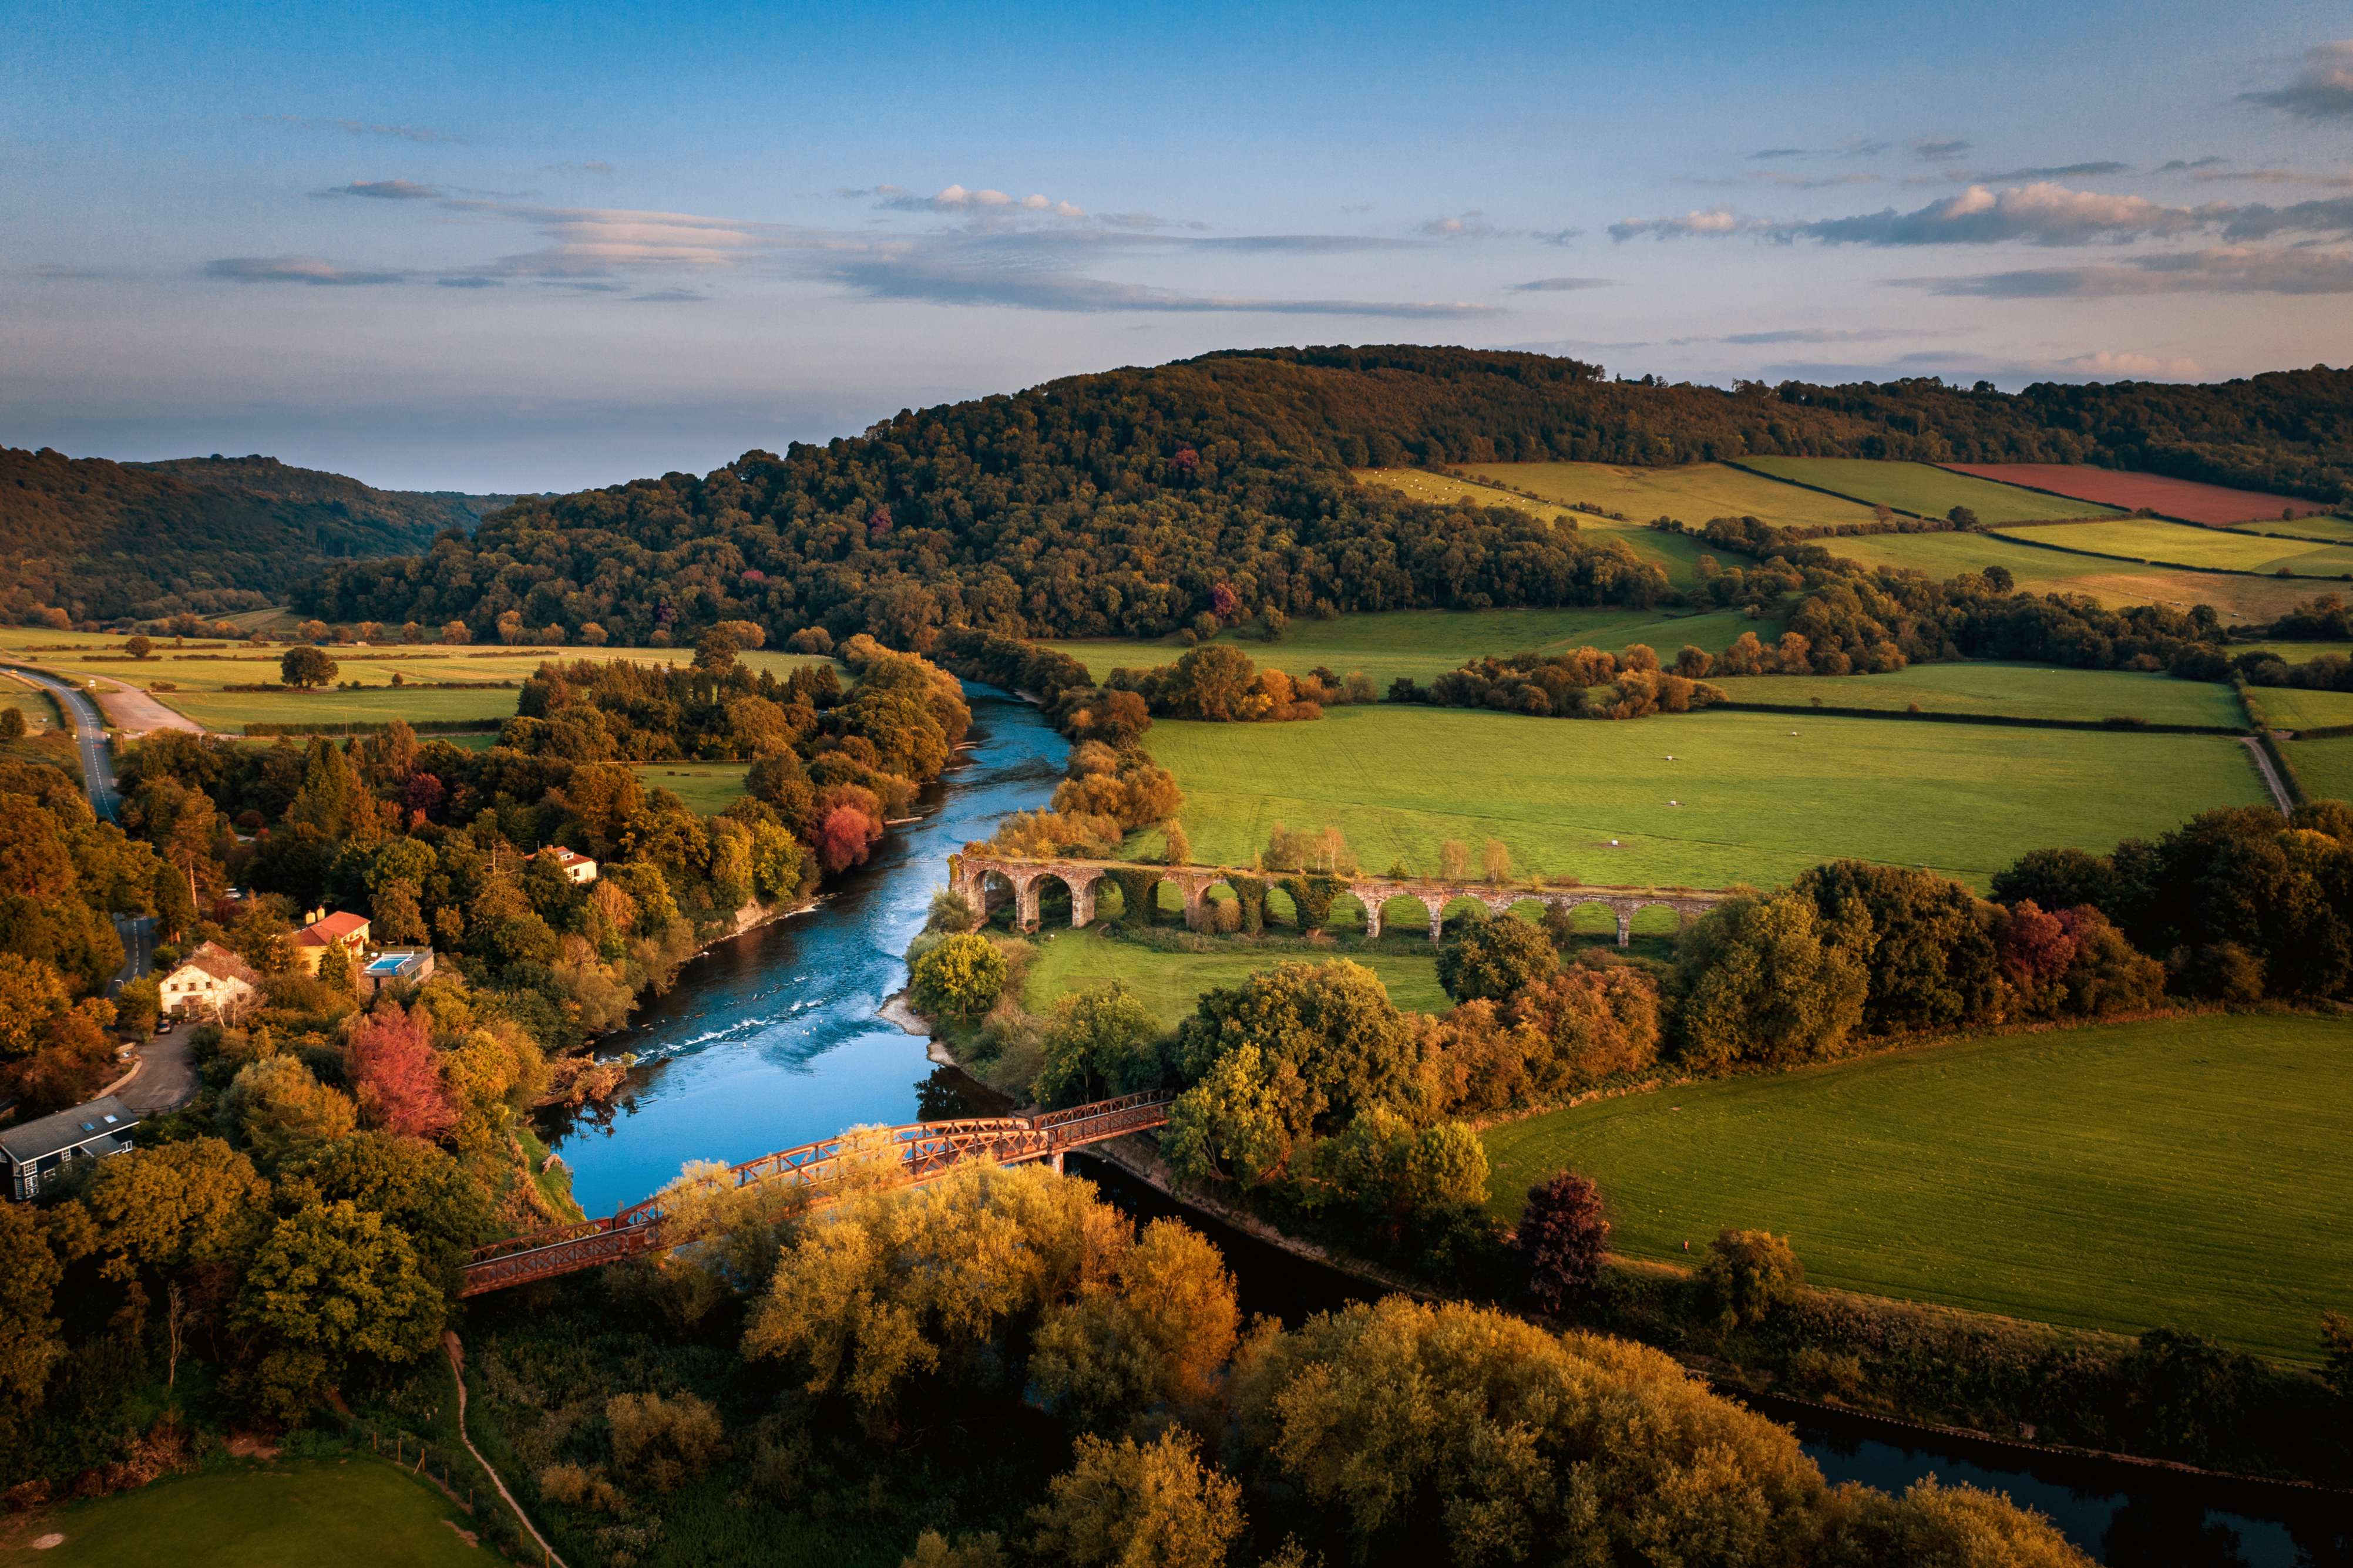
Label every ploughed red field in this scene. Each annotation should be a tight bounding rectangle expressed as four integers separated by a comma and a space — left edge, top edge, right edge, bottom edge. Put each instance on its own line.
1938, 463, 2330, 527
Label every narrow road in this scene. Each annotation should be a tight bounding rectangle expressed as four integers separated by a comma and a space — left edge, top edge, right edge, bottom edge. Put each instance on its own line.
2241, 733, 2294, 815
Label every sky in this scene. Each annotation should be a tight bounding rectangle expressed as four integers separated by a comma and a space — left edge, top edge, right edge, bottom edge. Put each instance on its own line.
4, 0, 2352, 492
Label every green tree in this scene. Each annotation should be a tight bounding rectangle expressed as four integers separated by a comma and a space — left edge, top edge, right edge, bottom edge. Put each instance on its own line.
220, 1055, 358, 1170
1172, 960, 1416, 1132
280, 644, 338, 689
125, 634, 153, 659
235, 1199, 444, 1418
1702, 1229, 1805, 1330
1032, 982, 1164, 1106
1675, 890, 1870, 1070
1795, 860, 2004, 1034
0, 708, 23, 741
910, 931, 1007, 1022
0, 1202, 66, 1439
1028, 1431, 1245, 1568
1438, 916, 1557, 1002
1030, 1218, 1240, 1426
1157, 642, 1260, 722
277, 1132, 493, 1294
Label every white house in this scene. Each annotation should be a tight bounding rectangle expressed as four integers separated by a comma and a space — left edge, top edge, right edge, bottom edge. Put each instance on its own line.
159, 941, 261, 1021
532, 846, 599, 884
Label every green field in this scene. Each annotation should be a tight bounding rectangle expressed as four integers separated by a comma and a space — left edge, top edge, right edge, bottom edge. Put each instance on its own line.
1998, 519, 2353, 578
2243, 685, 2353, 733
1041, 607, 1771, 692
1357, 468, 1726, 587
1812, 529, 2318, 621
2234, 514, 2353, 544
2245, 640, 2353, 664
0, 681, 59, 732
1483, 1014, 2353, 1360
1709, 662, 2242, 727
630, 762, 750, 814
1733, 457, 2122, 525
1023, 927, 1447, 1025
1458, 460, 1887, 531
2286, 736, 2353, 800
19, 1458, 487, 1566
1137, 703, 2267, 890
0, 628, 832, 733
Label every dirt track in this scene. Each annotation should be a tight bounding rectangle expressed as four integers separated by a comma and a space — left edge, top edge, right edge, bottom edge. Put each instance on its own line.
90, 675, 204, 734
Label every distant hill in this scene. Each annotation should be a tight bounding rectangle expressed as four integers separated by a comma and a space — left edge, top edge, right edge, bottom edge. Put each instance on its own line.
0, 447, 526, 623
300, 345, 2353, 647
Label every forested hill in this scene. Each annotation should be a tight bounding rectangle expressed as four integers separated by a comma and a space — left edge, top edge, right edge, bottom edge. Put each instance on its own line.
1, 446, 522, 624
297, 346, 2353, 647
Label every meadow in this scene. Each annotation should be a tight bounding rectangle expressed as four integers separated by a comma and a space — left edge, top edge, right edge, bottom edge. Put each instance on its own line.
1707, 662, 2243, 727
1481, 1014, 2353, 1360
1355, 467, 1722, 587
1039, 605, 1769, 691
1021, 927, 1447, 1025
630, 761, 751, 814
1996, 519, 2353, 578
2241, 685, 2353, 734
0, 627, 832, 733
18, 1458, 488, 1567
1731, 457, 2120, 525
2236, 513, 2353, 543
2286, 736, 2353, 800
1134, 702, 2268, 890
1815, 529, 2320, 620
1939, 463, 2328, 527
1456, 459, 1886, 530
1, 677, 60, 732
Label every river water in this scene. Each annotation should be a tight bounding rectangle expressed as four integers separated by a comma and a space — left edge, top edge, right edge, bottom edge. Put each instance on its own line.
544, 685, 2346, 1568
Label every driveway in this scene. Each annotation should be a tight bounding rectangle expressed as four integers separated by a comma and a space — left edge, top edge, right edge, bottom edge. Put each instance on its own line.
117, 1024, 198, 1115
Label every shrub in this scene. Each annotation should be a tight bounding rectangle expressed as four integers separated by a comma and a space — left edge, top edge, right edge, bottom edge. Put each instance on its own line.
910, 932, 1007, 1022
1703, 1229, 1805, 1330
1516, 1170, 1609, 1312
606, 1391, 726, 1492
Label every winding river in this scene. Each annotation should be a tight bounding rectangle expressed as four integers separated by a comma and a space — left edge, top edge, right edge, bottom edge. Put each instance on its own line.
544, 685, 2346, 1568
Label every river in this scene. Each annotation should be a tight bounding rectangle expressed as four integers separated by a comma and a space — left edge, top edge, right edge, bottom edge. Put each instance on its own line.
544, 684, 2347, 1568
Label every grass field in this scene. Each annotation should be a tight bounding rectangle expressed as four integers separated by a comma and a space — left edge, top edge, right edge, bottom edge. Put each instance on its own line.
631, 762, 750, 814
18, 1458, 487, 1566
2242, 685, 2353, 733
2245, 640, 2353, 664
1997, 519, 2353, 578
1733, 457, 2121, 525
1040, 606, 1772, 691
1458, 460, 1887, 531
1483, 1014, 2353, 1360
0, 680, 59, 732
2286, 736, 2353, 800
1022, 927, 1447, 1024
1709, 662, 2243, 727
1358, 468, 1734, 588
1939, 463, 2328, 527
1137, 703, 2267, 890
0, 628, 832, 733
1814, 529, 2320, 620
2235, 514, 2353, 544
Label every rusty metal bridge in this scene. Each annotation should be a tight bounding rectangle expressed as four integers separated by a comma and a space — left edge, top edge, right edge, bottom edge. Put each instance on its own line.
459, 1090, 1176, 1297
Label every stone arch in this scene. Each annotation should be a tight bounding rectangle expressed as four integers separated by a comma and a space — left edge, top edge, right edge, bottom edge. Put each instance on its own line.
1325, 887, 1374, 935
975, 868, 1020, 927
1501, 897, 1550, 925
1629, 899, 1691, 941
1435, 893, 1489, 941
1028, 869, 1084, 930
1193, 879, 1243, 934
1551, 896, 1629, 945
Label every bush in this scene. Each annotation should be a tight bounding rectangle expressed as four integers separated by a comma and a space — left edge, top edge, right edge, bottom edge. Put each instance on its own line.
605, 1391, 726, 1492
1703, 1229, 1805, 1330
910, 932, 1009, 1022
1516, 1170, 1609, 1313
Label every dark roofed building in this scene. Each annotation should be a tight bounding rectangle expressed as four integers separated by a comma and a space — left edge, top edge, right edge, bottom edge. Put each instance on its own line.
3, 1094, 141, 1201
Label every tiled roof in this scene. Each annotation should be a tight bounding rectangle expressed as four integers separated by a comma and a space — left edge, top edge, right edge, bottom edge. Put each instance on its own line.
296, 911, 370, 946
1, 1095, 138, 1163
175, 940, 259, 985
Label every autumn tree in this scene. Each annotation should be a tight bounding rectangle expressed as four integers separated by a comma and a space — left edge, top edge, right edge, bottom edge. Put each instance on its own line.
1703, 1229, 1806, 1329
1028, 1431, 1244, 1568
348, 1002, 458, 1142
910, 932, 1007, 1022
1516, 1170, 1609, 1311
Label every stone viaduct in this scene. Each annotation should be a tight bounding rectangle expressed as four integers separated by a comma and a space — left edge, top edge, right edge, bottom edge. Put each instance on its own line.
950, 851, 1725, 945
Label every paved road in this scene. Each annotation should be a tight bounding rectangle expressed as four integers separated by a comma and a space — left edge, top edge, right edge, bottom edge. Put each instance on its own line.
6, 666, 154, 993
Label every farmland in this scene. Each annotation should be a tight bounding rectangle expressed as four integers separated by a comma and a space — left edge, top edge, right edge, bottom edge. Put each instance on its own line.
1134, 701, 2267, 890
1815, 528, 2323, 619
630, 761, 751, 814
16, 1458, 488, 1567
2243, 685, 2353, 733
0, 627, 832, 733
1940, 463, 2331, 527
1481, 1013, 2353, 1360
1023, 927, 1446, 1025
1354, 467, 1723, 587
1709, 661, 2242, 726
1995, 518, 2353, 578
2236, 513, 2353, 543
1732, 457, 2120, 525
1040, 605, 1770, 691
2287, 736, 2353, 800
1456, 460, 1886, 531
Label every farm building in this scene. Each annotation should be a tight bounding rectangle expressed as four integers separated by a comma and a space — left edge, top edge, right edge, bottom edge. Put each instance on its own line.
292, 910, 371, 975
361, 947, 436, 999
3, 1095, 140, 1201
159, 940, 261, 1019
532, 846, 599, 884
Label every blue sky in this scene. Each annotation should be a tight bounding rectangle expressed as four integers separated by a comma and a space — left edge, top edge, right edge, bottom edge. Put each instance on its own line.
4, 0, 2351, 490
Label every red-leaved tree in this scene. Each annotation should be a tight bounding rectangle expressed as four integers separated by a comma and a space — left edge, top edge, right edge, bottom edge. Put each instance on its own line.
349, 1002, 457, 1142
1998, 899, 2077, 988
814, 805, 883, 875
1517, 1170, 1611, 1314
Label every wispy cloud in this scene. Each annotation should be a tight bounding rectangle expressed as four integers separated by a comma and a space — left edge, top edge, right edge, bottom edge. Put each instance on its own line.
2194, 167, 2353, 191
1747, 139, 1889, 161
1741, 170, 1885, 190
875, 183, 1085, 218
1905, 246, 2353, 297
263, 114, 460, 144
821, 255, 1499, 317
1911, 137, 1973, 162
1509, 276, 1612, 292
1416, 211, 1493, 238
1800, 183, 2210, 245
544, 160, 616, 176
2157, 156, 2229, 173
1609, 207, 1757, 241
1960, 161, 2129, 183
204, 255, 407, 286
2240, 40, 2353, 122
321, 179, 443, 200
628, 288, 707, 304
1717, 327, 1930, 345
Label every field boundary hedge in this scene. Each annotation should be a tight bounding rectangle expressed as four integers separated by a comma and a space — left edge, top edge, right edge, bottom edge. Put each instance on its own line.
2290, 722, 2353, 741
1708, 699, 2242, 736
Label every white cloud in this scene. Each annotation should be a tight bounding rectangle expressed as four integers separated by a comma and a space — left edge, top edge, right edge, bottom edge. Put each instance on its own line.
1417, 211, 1494, 238
1608, 207, 1753, 241
1801, 182, 2210, 245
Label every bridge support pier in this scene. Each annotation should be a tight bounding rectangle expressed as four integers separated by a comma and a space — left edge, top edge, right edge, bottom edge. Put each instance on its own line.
1051, 1150, 1064, 1175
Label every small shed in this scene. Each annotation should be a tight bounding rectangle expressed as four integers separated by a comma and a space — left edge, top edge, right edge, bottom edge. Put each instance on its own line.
362, 947, 436, 998
2, 1095, 140, 1201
